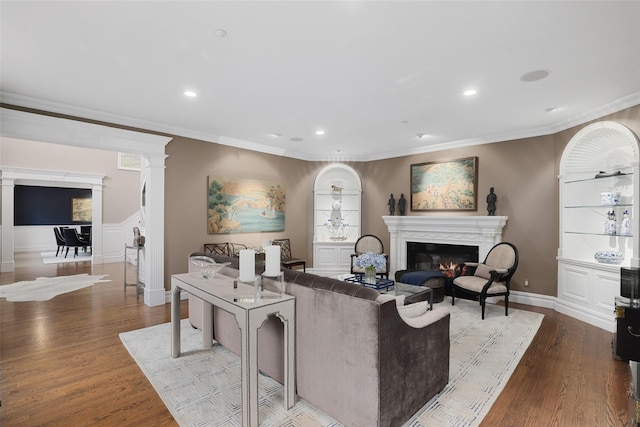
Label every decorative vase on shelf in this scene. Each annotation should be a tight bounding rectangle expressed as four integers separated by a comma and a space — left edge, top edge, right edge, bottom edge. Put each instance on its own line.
604, 210, 617, 235
621, 210, 631, 236
364, 266, 377, 284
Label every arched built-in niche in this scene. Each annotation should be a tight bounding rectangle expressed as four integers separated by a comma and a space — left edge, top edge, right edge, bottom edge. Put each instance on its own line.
312, 164, 362, 275
558, 121, 640, 332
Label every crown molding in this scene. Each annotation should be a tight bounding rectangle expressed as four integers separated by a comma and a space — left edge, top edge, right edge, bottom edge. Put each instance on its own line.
2, 91, 639, 162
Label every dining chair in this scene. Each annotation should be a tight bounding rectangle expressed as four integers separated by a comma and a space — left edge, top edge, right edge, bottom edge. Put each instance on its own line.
53, 227, 66, 256
62, 228, 89, 258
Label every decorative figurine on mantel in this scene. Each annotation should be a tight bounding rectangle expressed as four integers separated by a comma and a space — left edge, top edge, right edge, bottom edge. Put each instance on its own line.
398, 193, 407, 216
486, 187, 497, 216
388, 193, 396, 215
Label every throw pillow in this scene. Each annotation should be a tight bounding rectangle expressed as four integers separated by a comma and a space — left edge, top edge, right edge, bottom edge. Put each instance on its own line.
474, 263, 494, 279
397, 301, 429, 319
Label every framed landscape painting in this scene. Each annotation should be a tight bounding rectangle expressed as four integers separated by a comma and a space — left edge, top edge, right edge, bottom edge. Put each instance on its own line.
207, 176, 285, 234
410, 157, 478, 211
71, 198, 92, 222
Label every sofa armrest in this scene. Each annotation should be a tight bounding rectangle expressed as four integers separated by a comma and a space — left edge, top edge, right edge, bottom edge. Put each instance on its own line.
376, 293, 405, 306
400, 306, 449, 328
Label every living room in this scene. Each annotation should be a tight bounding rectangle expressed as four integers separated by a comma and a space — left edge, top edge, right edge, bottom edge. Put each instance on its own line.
1, 1, 640, 425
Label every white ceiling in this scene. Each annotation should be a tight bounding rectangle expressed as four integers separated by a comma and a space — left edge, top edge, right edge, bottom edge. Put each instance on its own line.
1, 1, 639, 161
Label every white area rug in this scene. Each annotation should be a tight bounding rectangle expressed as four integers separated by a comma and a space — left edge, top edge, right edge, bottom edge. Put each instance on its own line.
0, 274, 111, 302
120, 298, 543, 427
41, 251, 92, 264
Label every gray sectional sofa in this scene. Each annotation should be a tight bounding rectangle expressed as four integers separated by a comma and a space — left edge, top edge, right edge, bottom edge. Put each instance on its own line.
187, 253, 450, 427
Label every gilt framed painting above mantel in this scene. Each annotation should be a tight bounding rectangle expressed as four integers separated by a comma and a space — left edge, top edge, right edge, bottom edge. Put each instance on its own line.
410, 156, 478, 211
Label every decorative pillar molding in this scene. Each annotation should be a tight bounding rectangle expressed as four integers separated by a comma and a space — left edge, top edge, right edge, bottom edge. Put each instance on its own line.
0, 108, 172, 307
0, 166, 105, 271
141, 152, 168, 307
90, 184, 104, 264
1, 177, 15, 272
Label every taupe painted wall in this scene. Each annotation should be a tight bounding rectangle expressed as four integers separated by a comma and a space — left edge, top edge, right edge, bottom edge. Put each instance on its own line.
165, 105, 640, 298
3, 105, 639, 299
164, 138, 315, 284
0, 136, 140, 223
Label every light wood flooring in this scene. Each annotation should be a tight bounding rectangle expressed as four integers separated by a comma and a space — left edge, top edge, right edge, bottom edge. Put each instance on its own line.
0, 252, 632, 426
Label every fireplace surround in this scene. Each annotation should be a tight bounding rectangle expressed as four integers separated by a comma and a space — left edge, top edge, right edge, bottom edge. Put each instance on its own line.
382, 216, 508, 276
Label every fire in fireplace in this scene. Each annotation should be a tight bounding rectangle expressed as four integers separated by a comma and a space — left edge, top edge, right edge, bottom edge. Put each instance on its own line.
407, 242, 479, 278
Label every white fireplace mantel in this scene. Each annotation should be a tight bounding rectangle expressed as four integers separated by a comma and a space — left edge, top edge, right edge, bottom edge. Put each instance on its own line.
382, 215, 508, 275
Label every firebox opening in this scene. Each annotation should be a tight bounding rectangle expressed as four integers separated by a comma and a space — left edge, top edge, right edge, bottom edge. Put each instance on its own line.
407, 242, 479, 278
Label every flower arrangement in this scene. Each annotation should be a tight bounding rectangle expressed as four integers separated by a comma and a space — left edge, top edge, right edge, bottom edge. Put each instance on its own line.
355, 252, 386, 271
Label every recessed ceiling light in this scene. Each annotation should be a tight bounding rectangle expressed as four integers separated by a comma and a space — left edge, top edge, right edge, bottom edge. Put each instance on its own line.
401, 120, 409, 125
417, 133, 429, 140
463, 89, 477, 96
290, 137, 303, 142
545, 107, 559, 113
215, 29, 228, 38
520, 69, 550, 82
270, 133, 282, 137
184, 90, 197, 98
315, 130, 325, 135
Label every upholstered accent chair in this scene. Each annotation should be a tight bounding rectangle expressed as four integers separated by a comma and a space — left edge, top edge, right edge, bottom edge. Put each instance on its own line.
451, 242, 519, 319
271, 238, 306, 271
350, 234, 390, 278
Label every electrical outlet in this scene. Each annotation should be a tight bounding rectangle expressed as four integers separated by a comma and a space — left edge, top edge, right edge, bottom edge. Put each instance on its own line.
524, 280, 529, 287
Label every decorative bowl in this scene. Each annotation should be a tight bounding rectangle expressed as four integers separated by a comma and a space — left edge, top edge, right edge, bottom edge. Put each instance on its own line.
600, 192, 621, 205
190, 256, 230, 279
593, 250, 624, 264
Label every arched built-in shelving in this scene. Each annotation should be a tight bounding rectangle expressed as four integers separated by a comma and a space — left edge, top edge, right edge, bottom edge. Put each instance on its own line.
312, 164, 362, 275
558, 121, 640, 332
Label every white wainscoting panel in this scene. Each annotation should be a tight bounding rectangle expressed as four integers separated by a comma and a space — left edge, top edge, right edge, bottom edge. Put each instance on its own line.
14, 212, 141, 264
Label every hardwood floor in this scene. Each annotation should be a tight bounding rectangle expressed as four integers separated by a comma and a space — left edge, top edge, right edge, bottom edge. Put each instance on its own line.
0, 253, 632, 426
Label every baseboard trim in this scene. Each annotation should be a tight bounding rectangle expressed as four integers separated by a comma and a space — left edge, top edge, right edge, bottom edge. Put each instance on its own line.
554, 299, 616, 333
508, 290, 556, 309
507, 290, 615, 332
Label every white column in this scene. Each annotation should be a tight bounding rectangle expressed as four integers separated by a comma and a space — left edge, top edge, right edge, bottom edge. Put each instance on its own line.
142, 152, 167, 307
1, 177, 15, 272
90, 184, 104, 264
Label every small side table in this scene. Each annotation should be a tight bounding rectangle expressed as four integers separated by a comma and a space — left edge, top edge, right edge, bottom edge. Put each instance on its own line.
124, 244, 144, 301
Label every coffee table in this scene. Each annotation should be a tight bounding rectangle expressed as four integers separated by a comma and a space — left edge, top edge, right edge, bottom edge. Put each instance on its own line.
393, 282, 433, 310
342, 274, 395, 291
336, 274, 433, 310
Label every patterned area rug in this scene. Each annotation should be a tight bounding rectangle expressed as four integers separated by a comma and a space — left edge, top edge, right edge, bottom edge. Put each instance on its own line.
0, 274, 110, 302
120, 298, 543, 427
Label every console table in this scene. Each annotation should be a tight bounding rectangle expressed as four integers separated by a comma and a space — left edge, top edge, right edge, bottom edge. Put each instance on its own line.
171, 273, 296, 427
124, 244, 144, 301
